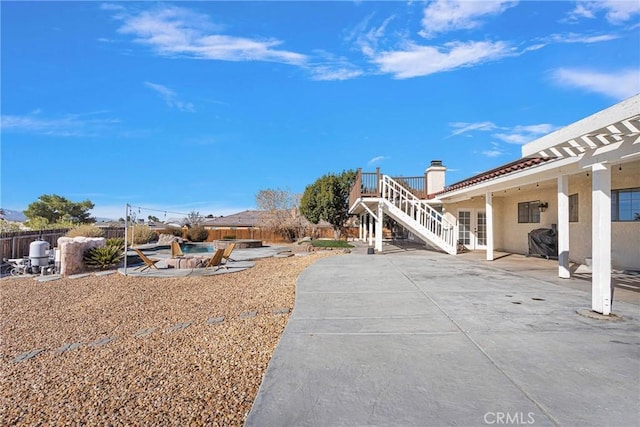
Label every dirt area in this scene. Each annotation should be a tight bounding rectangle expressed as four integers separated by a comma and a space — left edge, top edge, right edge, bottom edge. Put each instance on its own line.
1, 251, 340, 426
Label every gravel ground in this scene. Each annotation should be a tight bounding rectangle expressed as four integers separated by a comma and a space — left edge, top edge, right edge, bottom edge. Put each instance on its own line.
1, 251, 340, 426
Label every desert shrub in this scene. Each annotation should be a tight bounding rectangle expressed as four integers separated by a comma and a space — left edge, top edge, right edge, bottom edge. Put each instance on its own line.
162, 226, 184, 237
188, 225, 209, 242
106, 238, 125, 249
129, 225, 158, 245
83, 244, 124, 269
66, 224, 104, 238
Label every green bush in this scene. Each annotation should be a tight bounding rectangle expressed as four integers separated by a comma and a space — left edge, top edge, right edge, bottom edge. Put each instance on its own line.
66, 224, 104, 238
83, 244, 124, 270
222, 235, 236, 240
128, 225, 158, 245
188, 225, 209, 242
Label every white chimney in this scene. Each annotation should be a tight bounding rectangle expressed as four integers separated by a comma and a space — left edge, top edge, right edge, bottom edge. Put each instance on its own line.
425, 160, 446, 195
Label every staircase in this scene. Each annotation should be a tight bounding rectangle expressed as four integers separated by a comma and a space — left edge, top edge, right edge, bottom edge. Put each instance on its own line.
380, 175, 457, 255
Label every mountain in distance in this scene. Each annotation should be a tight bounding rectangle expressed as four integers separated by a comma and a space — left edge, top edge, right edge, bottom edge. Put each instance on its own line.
0, 208, 117, 223
0, 209, 26, 222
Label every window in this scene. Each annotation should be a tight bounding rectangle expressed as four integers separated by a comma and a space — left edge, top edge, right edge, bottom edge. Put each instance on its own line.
569, 194, 579, 222
518, 201, 540, 223
612, 188, 640, 221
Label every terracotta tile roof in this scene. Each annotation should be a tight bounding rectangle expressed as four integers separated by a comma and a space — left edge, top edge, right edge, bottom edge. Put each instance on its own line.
436, 157, 555, 196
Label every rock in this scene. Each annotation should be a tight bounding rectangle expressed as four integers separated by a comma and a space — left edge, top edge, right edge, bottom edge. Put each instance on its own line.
158, 234, 185, 245
57, 237, 105, 276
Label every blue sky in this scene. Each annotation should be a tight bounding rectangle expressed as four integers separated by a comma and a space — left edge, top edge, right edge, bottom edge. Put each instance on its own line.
2, 1, 639, 220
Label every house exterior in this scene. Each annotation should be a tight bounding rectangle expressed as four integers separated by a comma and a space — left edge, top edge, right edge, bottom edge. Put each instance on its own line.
201, 209, 335, 241
349, 94, 640, 316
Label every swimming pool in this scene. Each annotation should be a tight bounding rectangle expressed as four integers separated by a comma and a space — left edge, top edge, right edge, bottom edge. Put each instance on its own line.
180, 243, 216, 254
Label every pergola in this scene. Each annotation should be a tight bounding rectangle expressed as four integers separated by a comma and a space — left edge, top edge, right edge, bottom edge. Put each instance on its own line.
515, 95, 639, 315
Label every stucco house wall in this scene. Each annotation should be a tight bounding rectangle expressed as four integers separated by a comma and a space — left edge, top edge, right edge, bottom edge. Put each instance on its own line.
441, 159, 639, 269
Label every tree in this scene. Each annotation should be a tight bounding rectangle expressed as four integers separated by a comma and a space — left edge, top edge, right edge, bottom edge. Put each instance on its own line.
24, 194, 95, 226
148, 215, 160, 222
181, 211, 203, 227
300, 170, 356, 239
255, 188, 303, 240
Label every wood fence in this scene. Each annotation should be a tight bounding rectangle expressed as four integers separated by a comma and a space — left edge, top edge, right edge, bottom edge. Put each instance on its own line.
201, 227, 344, 243
0, 227, 125, 260
1, 225, 357, 260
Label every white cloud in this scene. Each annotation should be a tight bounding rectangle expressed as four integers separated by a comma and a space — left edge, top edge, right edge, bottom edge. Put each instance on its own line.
449, 121, 555, 145
372, 40, 514, 79
482, 142, 507, 157
367, 156, 388, 166
113, 5, 307, 66
307, 51, 364, 81
350, 13, 396, 57
449, 121, 498, 137
310, 66, 364, 81
545, 32, 620, 44
144, 81, 195, 112
551, 68, 640, 100
420, 0, 518, 38
0, 111, 119, 137
494, 124, 556, 145
568, 1, 640, 25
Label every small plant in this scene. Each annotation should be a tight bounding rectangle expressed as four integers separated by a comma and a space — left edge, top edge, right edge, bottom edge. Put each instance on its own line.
83, 244, 124, 270
129, 225, 158, 245
188, 225, 209, 242
66, 224, 104, 238
222, 235, 237, 240
106, 238, 125, 249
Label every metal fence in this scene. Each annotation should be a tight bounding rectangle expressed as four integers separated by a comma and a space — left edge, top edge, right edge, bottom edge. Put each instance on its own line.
0, 227, 125, 260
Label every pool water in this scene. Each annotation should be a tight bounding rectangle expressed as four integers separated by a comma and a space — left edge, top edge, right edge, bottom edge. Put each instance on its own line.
180, 243, 215, 254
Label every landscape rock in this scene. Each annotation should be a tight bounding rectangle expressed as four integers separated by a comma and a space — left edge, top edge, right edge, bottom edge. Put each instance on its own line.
158, 234, 185, 245
57, 237, 105, 276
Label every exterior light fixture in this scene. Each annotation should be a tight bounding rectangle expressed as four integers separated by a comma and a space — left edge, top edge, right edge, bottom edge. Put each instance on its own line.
538, 202, 549, 212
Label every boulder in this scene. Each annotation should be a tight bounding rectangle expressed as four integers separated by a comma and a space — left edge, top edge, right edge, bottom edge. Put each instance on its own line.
158, 234, 185, 245
57, 237, 105, 276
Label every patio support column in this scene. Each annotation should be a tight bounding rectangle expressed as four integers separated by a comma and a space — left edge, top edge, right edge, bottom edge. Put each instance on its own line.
375, 201, 383, 252
591, 163, 612, 315
557, 175, 570, 279
359, 214, 363, 241
368, 214, 374, 246
485, 191, 494, 261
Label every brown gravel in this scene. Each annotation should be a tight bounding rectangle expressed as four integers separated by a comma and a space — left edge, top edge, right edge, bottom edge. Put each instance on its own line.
1, 251, 339, 426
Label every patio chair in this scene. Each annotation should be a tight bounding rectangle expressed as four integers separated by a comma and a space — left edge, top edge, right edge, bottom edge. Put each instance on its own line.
170, 241, 184, 258
133, 248, 161, 271
204, 248, 226, 271
222, 242, 237, 263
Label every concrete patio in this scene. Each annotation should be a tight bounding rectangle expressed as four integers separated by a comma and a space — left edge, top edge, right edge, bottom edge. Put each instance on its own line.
246, 242, 639, 426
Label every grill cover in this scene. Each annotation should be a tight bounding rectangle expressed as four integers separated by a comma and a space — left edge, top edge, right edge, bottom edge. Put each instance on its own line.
528, 228, 557, 258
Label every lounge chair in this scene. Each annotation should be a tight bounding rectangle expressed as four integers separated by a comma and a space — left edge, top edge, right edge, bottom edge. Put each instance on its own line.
170, 241, 184, 258
222, 242, 237, 263
204, 248, 226, 270
133, 248, 161, 271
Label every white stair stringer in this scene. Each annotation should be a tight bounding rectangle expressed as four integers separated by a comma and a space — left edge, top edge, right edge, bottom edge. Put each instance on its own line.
380, 175, 457, 255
